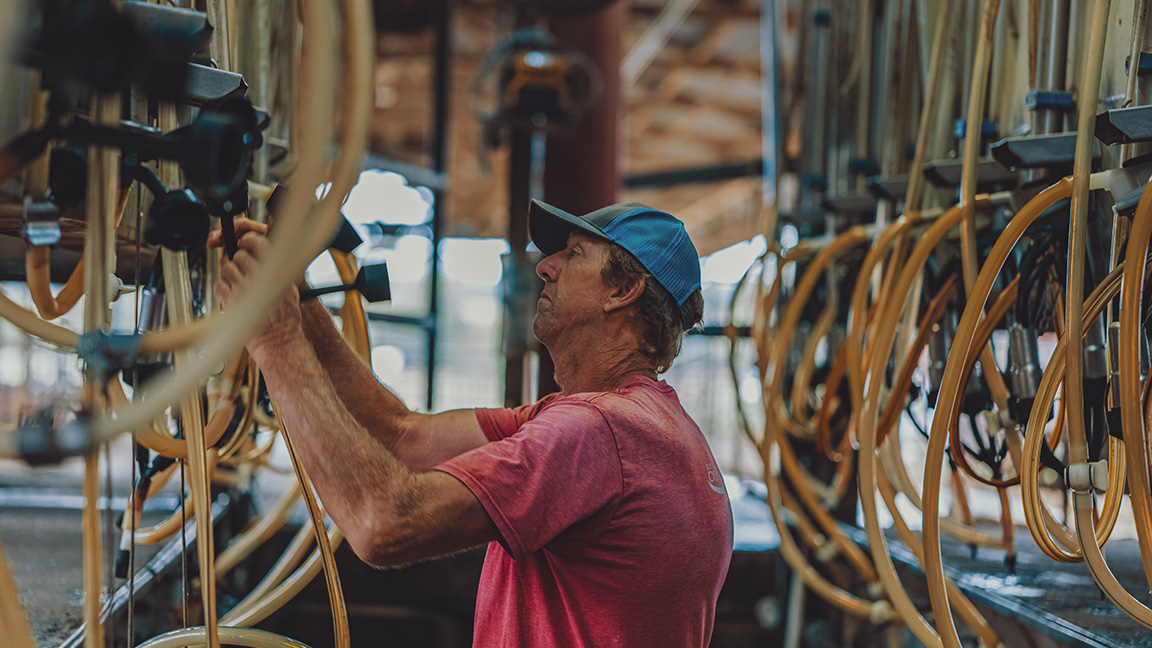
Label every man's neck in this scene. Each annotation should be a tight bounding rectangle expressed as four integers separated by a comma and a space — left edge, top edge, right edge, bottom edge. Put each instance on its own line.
548, 323, 657, 395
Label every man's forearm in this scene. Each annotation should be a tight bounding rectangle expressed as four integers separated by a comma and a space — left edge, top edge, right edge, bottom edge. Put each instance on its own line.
299, 299, 415, 452
249, 331, 497, 566
250, 331, 417, 559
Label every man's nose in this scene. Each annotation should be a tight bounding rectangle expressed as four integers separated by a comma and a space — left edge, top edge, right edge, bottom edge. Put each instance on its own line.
536, 251, 561, 281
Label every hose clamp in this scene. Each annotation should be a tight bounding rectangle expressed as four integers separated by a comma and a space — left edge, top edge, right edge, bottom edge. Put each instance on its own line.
1090, 460, 1109, 493
1066, 463, 1091, 493
21, 196, 61, 246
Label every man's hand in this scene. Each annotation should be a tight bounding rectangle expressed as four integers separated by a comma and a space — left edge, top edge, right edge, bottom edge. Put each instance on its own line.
210, 218, 303, 357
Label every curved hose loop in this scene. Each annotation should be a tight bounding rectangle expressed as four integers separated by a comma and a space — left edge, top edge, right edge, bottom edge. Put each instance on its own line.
1117, 162, 1152, 598
765, 225, 874, 440
918, 175, 1074, 647
77, 0, 371, 449
135, 626, 313, 648
727, 252, 767, 446
857, 203, 1001, 648
105, 350, 250, 460
846, 218, 915, 428
214, 477, 302, 577
868, 272, 1007, 549
758, 415, 882, 621
25, 188, 132, 320
220, 524, 346, 629
773, 406, 879, 582
0, 0, 352, 455
957, 0, 1011, 418
814, 341, 851, 461
1021, 264, 1128, 562
0, 541, 35, 648
755, 243, 821, 384
875, 275, 960, 447
273, 409, 350, 648
946, 277, 1021, 488
788, 296, 838, 430
947, 278, 1082, 557
1064, 249, 1152, 626
873, 465, 1001, 648
765, 254, 881, 581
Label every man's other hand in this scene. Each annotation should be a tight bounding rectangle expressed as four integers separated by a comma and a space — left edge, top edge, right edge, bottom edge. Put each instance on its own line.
209, 218, 303, 356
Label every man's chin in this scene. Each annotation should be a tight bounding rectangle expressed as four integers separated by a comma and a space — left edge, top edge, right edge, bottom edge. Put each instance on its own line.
531, 318, 551, 348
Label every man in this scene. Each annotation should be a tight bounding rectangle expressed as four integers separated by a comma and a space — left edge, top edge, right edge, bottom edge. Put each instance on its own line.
212, 199, 734, 647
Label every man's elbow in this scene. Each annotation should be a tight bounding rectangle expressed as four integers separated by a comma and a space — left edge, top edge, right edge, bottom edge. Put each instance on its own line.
343, 504, 425, 568
348, 528, 425, 568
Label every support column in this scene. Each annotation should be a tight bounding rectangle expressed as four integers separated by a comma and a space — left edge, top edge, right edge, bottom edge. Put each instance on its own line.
539, 1, 625, 396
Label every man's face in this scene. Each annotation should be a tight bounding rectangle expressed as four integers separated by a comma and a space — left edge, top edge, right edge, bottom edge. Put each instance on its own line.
533, 231, 612, 348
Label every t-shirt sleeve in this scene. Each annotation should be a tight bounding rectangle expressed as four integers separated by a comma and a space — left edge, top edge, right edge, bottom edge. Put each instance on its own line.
473, 407, 518, 442
437, 400, 623, 560
474, 393, 564, 442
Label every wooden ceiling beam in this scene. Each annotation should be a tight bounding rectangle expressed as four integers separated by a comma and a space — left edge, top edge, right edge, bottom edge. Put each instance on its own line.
621, 0, 704, 86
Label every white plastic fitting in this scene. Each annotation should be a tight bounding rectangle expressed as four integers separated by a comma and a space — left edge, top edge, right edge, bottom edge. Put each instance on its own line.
996, 407, 1016, 429
108, 273, 133, 303
1090, 459, 1109, 493
1067, 462, 1093, 493
981, 410, 1002, 436
866, 580, 886, 599
869, 599, 894, 624
814, 541, 839, 564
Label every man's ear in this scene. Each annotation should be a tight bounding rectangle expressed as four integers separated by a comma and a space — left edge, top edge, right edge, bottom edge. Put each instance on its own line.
604, 275, 645, 313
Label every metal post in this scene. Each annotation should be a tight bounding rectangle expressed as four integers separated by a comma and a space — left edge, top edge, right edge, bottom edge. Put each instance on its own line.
504, 126, 533, 407
541, 1, 625, 399
426, 0, 452, 411
761, 0, 781, 214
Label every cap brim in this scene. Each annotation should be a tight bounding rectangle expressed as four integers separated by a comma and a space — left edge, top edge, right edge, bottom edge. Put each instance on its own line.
528, 199, 609, 255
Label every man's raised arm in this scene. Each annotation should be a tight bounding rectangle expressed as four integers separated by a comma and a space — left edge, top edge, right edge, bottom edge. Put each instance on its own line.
213, 230, 499, 566
209, 219, 488, 470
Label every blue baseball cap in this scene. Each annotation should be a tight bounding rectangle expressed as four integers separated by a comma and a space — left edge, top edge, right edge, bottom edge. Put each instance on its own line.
528, 199, 702, 308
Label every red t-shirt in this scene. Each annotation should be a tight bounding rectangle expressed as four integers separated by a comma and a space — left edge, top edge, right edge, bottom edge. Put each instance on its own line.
436, 375, 733, 648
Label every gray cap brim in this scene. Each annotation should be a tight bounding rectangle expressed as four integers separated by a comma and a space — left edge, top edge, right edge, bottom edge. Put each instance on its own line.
528, 199, 610, 255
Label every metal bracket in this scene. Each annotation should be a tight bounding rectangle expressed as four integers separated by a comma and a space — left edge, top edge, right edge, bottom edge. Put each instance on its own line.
923, 156, 1016, 188
990, 132, 1093, 170
76, 331, 143, 382
1095, 104, 1152, 145
864, 174, 910, 201
822, 191, 877, 214
21, 196, 61, 246
1124, 52, 1152, 77
954, 119, 997, 139
1025, 90, 1075, 112
17, 404, 91, 465
184, 62, 247, 106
